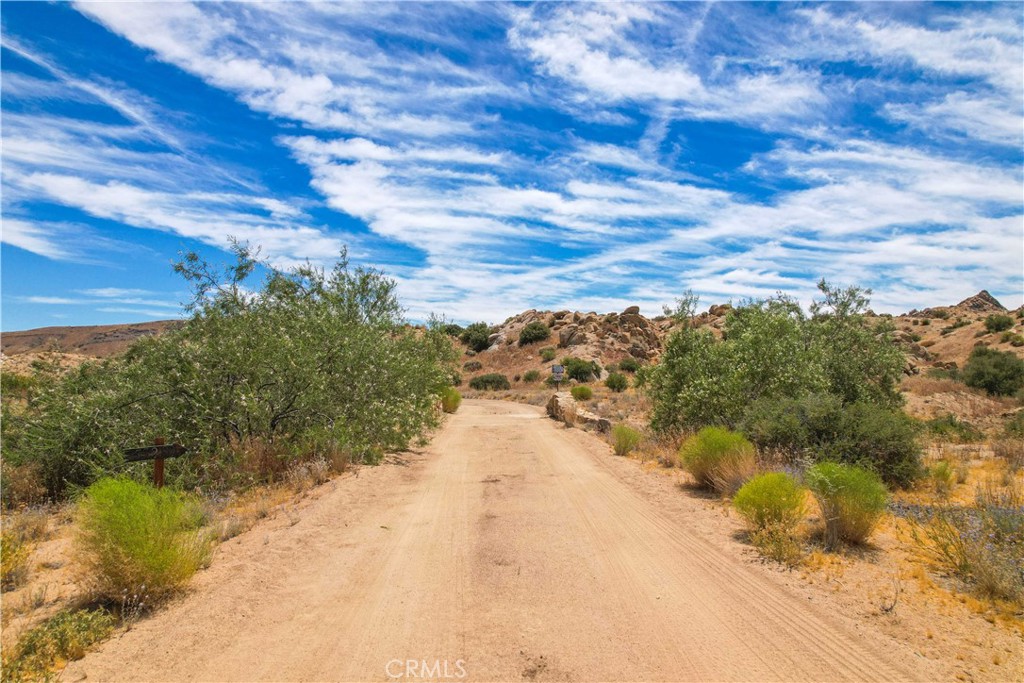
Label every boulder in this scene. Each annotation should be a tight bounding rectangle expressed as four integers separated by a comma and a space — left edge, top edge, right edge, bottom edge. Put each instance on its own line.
546, 393, 611, 433
622, 305, 640, 315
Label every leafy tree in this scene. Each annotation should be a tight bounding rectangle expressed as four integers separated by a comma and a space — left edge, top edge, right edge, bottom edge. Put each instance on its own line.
648, 281, 905, 431
460, 322, 492, 352
12, 244, 458, 499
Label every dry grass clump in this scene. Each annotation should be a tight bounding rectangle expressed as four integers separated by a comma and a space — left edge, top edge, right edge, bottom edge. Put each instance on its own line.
611, 424, 642, 457
806, 463, 888, 548
678, 427, 756, 495
1, 608, 115, 682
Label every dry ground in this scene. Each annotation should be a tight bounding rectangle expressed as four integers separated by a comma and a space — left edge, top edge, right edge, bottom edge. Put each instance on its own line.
38, 400, 964, 682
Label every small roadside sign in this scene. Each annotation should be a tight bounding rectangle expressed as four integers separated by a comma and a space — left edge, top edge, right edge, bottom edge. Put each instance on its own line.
551, 364, 565, 380
124, 438, 186, 488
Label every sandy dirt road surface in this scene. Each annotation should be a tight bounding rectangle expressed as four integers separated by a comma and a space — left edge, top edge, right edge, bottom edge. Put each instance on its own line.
64, 400, 945, 682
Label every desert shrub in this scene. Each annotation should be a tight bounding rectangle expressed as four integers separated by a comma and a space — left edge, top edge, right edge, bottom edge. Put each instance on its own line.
1006, 412, 1024, 439
678, 427, 756, 494
1, 527, 34, 591
991, 439, 1024, 472
76, 478, 212, 602
605, 372, 628, 392
739, 394, 921, 487
1, 608, 115, 681
962, 346, 1024, 396
571, 386, 593, 401
1001, 331, 1024, 346
563, 357, 600, 382
440, 387, 462, 413
649, 282, 904, 432
929, 460, 955, 497
460, 322, 492, 352
733, 472, 806, 530
612, 424, 642, 456
518, 322, 550, 346
539, 347, 557, 362
522, 370, 541, 383
925, 366, 961, 381
0, 460, 47, 509
984, 314, 1014, 333
910, 493, 1023, 604
806, 462, 888, 547
618, 357, 641, 373
463, 360, 483, 372
924, 414, 983, 443
441, 323, 464, 337
468, 373, 510, 391
6, 246, 458, 498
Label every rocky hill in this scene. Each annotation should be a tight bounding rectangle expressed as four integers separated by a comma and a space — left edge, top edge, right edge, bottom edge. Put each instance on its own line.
458, 292, 1023, 388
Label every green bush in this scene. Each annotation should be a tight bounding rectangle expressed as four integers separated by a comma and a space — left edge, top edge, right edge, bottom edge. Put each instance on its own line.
1006, 411, 1024, 439
1001, 331, 1024, 346
523, 370, 541, 383
805, 462, 888, 547
739, 394, 921, 488
518, 322, 550, 346
962, 346, 1024, 396
605, 372, 628, 392
563, 357, 601, 382
539, 347, 556, 362
6, 246, 458, 498
612, 424, 642, 456
984, 314, 1014, 333
463, 360, 482, 372
468, 373, 510, 391
618, 357, 641, 373
441, 323, 464, 337
460, 322, 492, 352
678, 427, 756, 494
649, 282, 904, 432
571, 385, 593, 401
733, 472, 806, 531
76, 478, 211, 602
440, 387, 462, 413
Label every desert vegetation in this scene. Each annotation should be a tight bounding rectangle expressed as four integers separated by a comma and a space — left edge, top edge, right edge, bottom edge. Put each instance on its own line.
1, 245, 458, 504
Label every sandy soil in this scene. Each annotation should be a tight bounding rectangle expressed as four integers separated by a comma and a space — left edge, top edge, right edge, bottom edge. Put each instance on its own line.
56, 400, 955, 682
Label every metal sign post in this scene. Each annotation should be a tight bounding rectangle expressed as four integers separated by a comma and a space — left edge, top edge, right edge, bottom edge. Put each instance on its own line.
124, 437, 187, 488
551, 364, 565, 391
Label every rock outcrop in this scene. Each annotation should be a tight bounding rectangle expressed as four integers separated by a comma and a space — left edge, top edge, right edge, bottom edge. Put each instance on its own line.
955, 290, 1006, 313
546, 392, 611, 433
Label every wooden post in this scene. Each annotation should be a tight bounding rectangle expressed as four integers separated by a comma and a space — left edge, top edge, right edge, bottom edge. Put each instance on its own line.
154, 437, 165, 488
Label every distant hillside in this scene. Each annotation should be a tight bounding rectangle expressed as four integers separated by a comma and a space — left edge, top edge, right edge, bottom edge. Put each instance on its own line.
0, 320, 182, 358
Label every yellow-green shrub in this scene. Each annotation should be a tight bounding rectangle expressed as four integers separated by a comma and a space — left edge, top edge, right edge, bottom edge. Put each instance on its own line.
571, 385, 593, 401
733, 472, 806, 531
1, 608, 115, 681
440, 387, 462, 413
806, 462, 888, 547
679, 427, 756, 494
76, 478, 212, 602
612, 424, 642, 456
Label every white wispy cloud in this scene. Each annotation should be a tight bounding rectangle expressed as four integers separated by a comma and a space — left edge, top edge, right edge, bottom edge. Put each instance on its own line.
5, 1, 1019, 325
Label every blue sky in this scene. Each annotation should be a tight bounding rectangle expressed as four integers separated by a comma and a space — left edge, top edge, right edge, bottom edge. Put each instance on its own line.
2, 2, 1022, 331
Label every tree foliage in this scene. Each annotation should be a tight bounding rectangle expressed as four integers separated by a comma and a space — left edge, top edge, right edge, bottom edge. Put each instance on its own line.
460, 322, 492, 352
7, 244, 458, 499
648, 281, 904, 432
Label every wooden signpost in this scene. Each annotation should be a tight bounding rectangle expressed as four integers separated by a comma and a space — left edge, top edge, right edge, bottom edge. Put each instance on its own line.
124, 437, 186, 488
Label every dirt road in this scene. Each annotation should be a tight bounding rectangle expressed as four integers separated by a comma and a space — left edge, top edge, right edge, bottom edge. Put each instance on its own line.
64, 400, 943, 682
